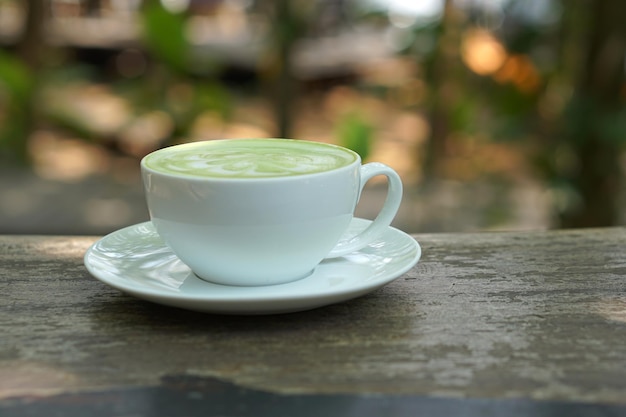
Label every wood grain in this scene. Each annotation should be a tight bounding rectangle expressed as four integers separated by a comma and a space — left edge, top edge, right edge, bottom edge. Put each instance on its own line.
1, 228, 625, 403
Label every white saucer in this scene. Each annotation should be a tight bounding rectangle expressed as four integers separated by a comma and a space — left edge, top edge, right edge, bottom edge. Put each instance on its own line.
84, 218, 421, 315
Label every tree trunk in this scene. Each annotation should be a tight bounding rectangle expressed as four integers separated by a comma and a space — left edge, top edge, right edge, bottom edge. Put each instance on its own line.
8, 0, 46, 163
559, 0, 626, 227
16, 0, 46, 69
268, 0, 299, 139
423, 0, 458, 179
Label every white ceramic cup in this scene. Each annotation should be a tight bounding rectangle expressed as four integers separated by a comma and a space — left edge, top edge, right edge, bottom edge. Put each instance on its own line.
141, 139, 402, 286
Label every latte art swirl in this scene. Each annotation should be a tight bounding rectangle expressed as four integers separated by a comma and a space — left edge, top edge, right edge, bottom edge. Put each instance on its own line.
143, 139, 358, 178
185, 150, 347, 176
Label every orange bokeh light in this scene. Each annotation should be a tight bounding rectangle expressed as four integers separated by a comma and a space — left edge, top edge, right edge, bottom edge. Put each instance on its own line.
494, 55, 541, 93
461, 29, 507, 76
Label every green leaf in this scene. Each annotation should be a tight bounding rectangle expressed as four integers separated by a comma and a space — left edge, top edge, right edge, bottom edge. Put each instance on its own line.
595, 107, 626, 146
0, 50, 33, 100
336, 112, 373, 160
141, 2, 188, 73
193, 83, 232, 120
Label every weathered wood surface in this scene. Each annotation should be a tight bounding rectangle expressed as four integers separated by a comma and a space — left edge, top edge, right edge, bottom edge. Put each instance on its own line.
1, 228, 625, 405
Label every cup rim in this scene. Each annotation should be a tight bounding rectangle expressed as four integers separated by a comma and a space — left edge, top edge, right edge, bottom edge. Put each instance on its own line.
140, 138, 362, 182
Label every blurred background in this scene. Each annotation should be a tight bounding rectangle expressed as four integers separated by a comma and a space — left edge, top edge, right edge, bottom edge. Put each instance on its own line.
0, 0, 625, 235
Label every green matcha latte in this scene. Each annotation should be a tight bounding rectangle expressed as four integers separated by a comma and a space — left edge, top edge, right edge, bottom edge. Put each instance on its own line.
143, 139, 358, 179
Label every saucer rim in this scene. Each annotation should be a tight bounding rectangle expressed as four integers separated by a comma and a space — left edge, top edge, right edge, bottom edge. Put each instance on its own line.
84, 218, 421, 307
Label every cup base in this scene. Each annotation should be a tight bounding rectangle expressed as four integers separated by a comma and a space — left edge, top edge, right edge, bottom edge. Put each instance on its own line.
192, 268, 316, 287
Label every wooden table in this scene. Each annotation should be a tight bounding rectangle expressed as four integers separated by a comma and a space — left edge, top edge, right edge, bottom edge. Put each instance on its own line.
1, 228, 625, 416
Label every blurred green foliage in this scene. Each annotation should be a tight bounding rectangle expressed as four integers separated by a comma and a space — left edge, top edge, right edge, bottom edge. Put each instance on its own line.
0, 0, 624, 227
0, 50, 34, 162
141, 1, 188, 74
335, 112, 373, 161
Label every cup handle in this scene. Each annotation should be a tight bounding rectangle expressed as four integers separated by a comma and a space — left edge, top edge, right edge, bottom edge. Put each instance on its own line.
326, 162, 402, 258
